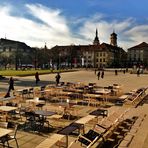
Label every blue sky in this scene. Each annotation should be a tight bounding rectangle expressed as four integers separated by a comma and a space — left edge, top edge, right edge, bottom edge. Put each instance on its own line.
0, 0, 148, 50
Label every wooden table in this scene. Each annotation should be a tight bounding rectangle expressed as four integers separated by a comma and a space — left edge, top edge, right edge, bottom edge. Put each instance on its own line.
83, 94, 101, 106
34, 110, 56, 128
95, 89, 111, 102
0, 106, 17, 121
57, 123, 83, 147
119, 95, 129, 100
34, 110, 56, 116
90, 109, 108, 117
0, 106, 17, 112
0, 96, 15, 102
26, 99, 45, 104
75, 115, 96, 125
83, 93, 101, 98
0, 127, 12, 138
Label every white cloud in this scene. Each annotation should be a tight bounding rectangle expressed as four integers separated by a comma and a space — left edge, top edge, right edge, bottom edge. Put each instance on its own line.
78, 16, 148, 50
0, 3, 82, 48
124, 25, 148, 43
0, 3, 148, 50
26, 4, 69, 35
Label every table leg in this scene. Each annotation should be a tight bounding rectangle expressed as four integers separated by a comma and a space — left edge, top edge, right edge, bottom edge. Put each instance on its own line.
66, 135, 68, 148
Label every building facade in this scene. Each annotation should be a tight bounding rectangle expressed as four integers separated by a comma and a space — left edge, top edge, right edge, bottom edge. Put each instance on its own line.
50, 30, 127, 68
127, 42, 148, 67
0, 38, 35, 69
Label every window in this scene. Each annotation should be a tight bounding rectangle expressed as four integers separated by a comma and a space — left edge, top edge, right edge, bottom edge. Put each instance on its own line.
103, 58, 105, 62
100, 59, 102, 62
103, 52, 106, 56
96, 59, 98, 62
100, 53, 102, 56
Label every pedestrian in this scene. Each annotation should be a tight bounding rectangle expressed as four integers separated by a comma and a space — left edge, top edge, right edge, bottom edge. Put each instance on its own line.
97, 71, 100, 80
55, 72, 61, 85
101, 70, 104, 79
123, 69, 126, 74
137, 69, 140, 77
115, 70, 118, 75
35, 72, 40, 85
8, 77, 14, 92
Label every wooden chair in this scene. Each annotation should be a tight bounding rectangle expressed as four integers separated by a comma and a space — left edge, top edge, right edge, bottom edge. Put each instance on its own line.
76, 129, 101, 148
28, 87, 34, 98
5, 124, 19, 148
0, 122, 9, 147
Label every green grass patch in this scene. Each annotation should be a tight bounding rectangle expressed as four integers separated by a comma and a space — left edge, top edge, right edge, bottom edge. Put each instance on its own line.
0, 70, 52, 76
0, 69, 77, 76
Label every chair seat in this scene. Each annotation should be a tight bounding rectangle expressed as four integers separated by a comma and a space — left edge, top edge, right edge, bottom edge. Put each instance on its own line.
78, 129, 100, 147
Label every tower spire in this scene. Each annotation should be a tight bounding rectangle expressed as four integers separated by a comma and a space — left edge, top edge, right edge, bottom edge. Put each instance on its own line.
96, 28, 98, 38
93, 28, 100, 45
44, 42, 47, 49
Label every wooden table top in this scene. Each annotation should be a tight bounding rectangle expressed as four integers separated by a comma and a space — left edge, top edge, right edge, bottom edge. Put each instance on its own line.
0, 127, 12, 137
34, 110, 56, 116
0, 96, 15, 102
75, 115, 96, 124
0, 106, 17, 112
26, 99, 45, 104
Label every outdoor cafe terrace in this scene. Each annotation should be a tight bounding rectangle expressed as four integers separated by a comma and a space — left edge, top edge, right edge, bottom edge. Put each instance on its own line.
0, 82, 148, 148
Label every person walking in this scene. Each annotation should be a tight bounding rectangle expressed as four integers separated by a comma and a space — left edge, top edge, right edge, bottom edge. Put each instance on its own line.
115, 70, 118, 75
101, 70, 104, 79
137, 69, 140, 77
35, 72, 40, 85
97, 71, 100, 80
8, 77, 14, 92
55, 72, 61, 85
123, 69, 126, 74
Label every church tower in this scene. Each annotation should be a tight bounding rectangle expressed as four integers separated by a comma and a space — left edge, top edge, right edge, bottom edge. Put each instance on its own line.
110, 31, 117, 46
44, 42, 47, 50
93, 29, 100, 45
